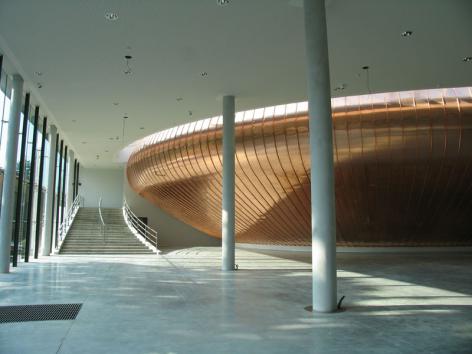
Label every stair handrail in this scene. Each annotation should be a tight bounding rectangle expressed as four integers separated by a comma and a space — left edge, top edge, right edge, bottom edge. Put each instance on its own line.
123, 199, 158, 253
98, 197, 106, 241
57, 194, 83, 250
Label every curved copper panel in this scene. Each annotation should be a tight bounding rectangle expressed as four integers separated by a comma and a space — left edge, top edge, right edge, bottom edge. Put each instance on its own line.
127, 87, 472, 246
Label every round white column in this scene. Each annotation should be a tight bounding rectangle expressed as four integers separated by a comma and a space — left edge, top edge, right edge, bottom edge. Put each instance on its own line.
303, 0, 337, 312
221, 95, 236, 271
0, 74, 24, 273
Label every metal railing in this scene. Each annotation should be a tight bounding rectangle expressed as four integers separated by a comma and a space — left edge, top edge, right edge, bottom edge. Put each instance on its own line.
123, 199, 158, 253
98, 197, 106, 242
57, 194, 83, 249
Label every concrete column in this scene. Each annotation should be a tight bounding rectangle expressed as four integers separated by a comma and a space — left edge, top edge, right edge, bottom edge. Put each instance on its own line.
67, 149, 75, 210
41, 125, 57, 256
221, 95, 236, 271
303, 0, 337, 312
0, 74, 23, 273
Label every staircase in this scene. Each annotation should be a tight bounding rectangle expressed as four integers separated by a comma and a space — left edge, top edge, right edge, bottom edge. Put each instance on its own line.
59, 208, 154, 255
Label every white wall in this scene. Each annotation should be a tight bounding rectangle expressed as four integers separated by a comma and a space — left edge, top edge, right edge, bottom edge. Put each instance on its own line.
123, 171, 220, 249
79, 168, 124, 208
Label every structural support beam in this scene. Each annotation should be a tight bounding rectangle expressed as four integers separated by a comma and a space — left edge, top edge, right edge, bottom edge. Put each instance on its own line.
41, 126, 57, 256
0, 74, 24, 273
34, 117, 47, 259
303, 0, 337, 312
75, 163, 80, 196
55, 140, 63, 249
60, 146, 67, 227
72, 159, 77, 200
221, 95, 236, 271
24, 106, 40, 262
12, 93, 31, 267
67, 150, 74, 210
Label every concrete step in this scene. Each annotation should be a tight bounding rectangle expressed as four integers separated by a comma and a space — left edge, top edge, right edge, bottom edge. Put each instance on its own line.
63, 240, 142, 247
60, 250, 154, 254
62, 248, 146, 251
59, 207, 152, 255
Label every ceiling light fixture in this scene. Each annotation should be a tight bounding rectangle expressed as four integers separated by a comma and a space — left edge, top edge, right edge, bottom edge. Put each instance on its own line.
113, 102, 119, 106
401, 30, 413, 37
176, 97, 183, 102
122, 116, 128, 143
463, 56, 472, 62
140, 127, 145, 130
334, 83, 346, 91
105, 12, 119, 21
124, 55, 133, 75
36, 83, 43, 89
82, 141, 87, 144
201, 72, 208, 77
217, 0, 230, 5
34, 71, 42, 76
362, 66, 372, 94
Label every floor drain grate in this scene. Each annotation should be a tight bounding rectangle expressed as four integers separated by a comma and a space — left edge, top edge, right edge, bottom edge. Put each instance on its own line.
0, 304, 82, 323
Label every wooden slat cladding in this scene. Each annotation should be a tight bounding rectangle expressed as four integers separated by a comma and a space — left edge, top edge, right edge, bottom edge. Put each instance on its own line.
127, 87, 472, 246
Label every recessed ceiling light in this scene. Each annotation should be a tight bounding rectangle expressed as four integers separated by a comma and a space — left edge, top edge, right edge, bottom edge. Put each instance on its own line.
36, 83, 43, 89
188, 110, 193, 116
82, 141, 87, 144
125, 55, 132, 60
362, 66, 370, 70
217, 0, 230, 5
72, 119, 77, 123
201, 72, 208, 77
176, 97, 183, 102
105, 12, 119, 21
140, 127, 145, 130
34, 71, 42, 76
463, 56, 472, 62
115, 136, 119, 140
113, 102, 119, 106
105, 150, 109, 153
123, 115, 129, 119
401, 30, 413, 37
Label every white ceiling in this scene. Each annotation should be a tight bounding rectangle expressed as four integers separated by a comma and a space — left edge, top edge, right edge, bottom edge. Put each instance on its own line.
0, 0, 471, 168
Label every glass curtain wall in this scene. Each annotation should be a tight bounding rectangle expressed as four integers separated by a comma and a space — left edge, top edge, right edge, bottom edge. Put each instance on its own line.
0, 68, 58, 265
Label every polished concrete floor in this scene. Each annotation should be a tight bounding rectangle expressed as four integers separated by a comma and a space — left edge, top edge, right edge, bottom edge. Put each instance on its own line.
1, 247, 471, 354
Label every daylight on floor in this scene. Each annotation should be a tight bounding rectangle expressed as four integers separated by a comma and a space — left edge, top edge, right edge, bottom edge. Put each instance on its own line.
0, 1, 471, 353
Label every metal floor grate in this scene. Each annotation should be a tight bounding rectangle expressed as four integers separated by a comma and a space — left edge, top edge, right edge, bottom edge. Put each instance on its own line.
0, 304, 82, 323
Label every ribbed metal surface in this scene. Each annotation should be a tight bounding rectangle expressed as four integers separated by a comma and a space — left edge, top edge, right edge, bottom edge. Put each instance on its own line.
127, 87, 472, 246
0, 304, 82, 323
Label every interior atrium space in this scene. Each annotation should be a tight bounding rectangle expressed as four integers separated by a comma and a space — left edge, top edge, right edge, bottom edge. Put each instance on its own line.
0, 1, 471, 353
